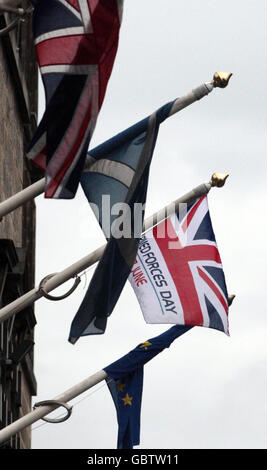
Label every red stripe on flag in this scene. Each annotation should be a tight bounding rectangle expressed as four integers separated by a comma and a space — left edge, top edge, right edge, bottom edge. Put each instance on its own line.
31, 146, 46, 171
182, 196, 205, 233
197, 267, 228, 315
153, 218, 204, 325
36, 36, 100, 68
66, 0, 80, 11
184, 244, 222, 264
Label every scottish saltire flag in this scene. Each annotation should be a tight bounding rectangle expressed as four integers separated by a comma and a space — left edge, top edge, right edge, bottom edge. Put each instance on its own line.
129, 196, 229, 334
27, 0, 123, 199
68, 99, 177, 343
104, 325, 192, 449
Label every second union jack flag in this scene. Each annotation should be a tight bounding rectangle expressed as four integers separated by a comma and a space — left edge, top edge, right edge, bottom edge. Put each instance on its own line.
129, 196, 230, 334
27, 0, 123, 199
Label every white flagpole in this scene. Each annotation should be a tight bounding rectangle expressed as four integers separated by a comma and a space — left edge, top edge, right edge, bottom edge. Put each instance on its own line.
0, 369, 107, 446
0, 271, 235, 445
0, 72, 232, 220
0, 173, 228, 325
0, 178, 45, 220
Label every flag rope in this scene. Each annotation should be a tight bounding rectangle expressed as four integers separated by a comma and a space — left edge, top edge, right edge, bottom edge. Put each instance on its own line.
31, 378, 113, 433
0, 369, 108, 445
0, 376, 113, 448
0, 379, 112, 448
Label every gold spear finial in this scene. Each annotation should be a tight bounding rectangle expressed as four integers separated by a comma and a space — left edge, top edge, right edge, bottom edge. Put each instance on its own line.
210, 173, 229, 187
212, 72, 233, 88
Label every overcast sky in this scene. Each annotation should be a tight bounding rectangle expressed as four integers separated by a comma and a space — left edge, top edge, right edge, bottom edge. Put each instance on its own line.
31, 0, 266, 449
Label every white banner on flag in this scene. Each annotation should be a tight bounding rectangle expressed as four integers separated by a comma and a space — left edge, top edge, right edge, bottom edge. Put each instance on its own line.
129, 196, 229, 334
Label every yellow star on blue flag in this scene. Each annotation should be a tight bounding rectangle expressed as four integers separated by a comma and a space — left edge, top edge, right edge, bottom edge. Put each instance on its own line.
140, 341, 152, 350
122, 393, 133, 406
104, 325, 192, 449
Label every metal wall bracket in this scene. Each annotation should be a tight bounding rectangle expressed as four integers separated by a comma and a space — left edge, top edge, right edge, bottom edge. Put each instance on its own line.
0, 3, 33, 37
38, 274, 81, 301
33, 400, 73, 424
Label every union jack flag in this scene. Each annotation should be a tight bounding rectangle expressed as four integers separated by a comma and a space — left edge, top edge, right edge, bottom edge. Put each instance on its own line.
129, 195, 230, 334
27, 0, 124, 199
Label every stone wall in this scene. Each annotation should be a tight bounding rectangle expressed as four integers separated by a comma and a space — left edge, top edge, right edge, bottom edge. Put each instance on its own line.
0, 38, 25, 246
0, 3, 38, 449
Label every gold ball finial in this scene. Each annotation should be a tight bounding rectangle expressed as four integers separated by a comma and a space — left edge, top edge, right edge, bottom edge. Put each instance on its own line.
210, 173, 229, 187
213, 72, 233, 88
228, 295, 235, 306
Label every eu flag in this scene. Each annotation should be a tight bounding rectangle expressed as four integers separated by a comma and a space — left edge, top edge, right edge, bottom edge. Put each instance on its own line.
104, 325, 192, 449
68, 99, 176, 343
